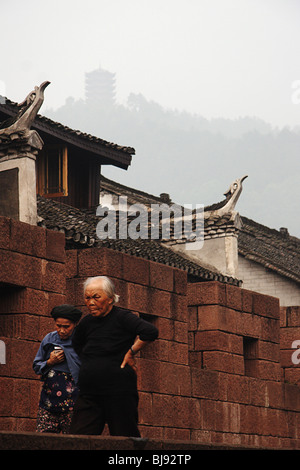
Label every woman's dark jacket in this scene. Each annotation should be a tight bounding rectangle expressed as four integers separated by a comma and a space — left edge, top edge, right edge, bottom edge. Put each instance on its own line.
72, 306, 158, 396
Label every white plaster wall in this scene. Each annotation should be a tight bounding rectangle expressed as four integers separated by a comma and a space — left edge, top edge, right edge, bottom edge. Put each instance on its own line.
238, 255, 300, 307
166, 236, 239, 279
0, 156, 37, 225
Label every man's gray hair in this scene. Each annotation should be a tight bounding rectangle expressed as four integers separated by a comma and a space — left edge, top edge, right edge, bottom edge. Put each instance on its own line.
83, 276, 120, 304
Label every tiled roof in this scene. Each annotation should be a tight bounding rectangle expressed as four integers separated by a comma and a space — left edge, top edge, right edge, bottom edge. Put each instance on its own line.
37, 173, 300, 286
101, 177, 300, 285
37, 195, 241, 286
100, 176, 240, 240
239, 217, 300, 284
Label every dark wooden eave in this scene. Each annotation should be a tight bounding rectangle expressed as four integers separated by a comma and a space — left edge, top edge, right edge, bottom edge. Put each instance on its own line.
0, 99, 135, 170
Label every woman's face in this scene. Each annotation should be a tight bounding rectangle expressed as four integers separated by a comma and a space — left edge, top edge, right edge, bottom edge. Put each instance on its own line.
84, 281, 113, 317
55, 318, 76, 340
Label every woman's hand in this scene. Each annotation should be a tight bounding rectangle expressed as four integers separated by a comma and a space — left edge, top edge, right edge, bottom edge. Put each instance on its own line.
120, 339, 150, 373
47, 349, 65, 366
120, 349, 137, 374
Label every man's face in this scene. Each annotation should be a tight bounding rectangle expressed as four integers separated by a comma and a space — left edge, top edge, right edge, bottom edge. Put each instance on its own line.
84, 281, 113, 317
55, 318, 76, 340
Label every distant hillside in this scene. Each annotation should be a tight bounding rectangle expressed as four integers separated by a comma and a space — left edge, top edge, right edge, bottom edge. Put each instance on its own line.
44, 93, 300, 238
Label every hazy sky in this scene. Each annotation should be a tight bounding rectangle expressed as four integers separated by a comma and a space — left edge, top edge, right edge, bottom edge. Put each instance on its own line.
1, 0, 300, 128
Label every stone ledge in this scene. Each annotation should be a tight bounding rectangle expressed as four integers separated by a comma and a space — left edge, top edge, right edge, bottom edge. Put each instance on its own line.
0, 431, 271, 451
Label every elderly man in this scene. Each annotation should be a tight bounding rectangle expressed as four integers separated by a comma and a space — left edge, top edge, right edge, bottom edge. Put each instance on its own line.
69, 276, 158, 437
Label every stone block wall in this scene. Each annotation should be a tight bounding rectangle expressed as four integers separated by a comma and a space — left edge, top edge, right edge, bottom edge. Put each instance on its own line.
1, 216, 300, 448
280, 306, 300, 386
66, 248, 300, 447
0, 217, 66, 431
188, 281, 300, 448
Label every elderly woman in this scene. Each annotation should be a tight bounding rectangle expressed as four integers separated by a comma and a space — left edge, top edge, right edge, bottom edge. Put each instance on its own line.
69, 276, 158, 437
33, 304, 82, 433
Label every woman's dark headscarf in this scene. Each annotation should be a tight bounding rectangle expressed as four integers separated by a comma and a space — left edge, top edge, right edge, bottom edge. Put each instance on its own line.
50, 304, 82, 324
